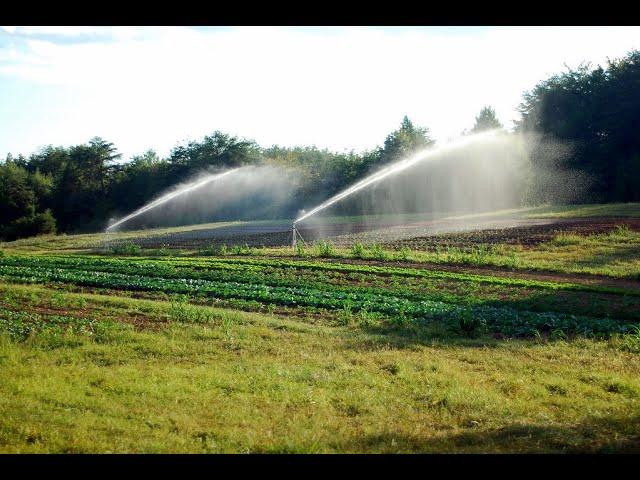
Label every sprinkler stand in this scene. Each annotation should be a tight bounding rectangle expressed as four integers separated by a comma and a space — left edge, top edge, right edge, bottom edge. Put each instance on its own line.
292, 223, 307, 250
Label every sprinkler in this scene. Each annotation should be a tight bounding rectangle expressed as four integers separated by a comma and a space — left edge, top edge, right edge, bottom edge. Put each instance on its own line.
292, 223, 298, 249
291, 222, 306, 249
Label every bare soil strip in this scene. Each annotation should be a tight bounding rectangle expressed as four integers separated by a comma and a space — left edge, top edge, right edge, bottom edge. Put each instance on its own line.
104, 215, 640, 250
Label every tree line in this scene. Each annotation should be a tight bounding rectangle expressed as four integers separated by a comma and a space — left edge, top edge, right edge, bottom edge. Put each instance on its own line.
1, 49, 638, 240
516, 50, 640, 204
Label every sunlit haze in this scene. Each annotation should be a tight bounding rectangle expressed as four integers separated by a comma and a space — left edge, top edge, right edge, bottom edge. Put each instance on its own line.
1, 26, 638, 161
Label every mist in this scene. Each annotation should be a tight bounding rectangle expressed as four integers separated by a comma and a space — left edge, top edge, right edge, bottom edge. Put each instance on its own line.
105, 130, 589, 244
106, 165, 300, 231
295, 131, 589, 244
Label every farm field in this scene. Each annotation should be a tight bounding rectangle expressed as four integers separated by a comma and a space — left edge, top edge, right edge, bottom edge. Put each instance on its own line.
1, 203, 639, 453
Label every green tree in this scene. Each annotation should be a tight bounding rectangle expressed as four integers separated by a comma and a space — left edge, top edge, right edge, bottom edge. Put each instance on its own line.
517, 49, 640, 203
169, 131, 261, 178
110, 150, 171, 214
381, 116, 435, 164
471, 106, 503, 133
88, 137, 122, 196
0, 160, 56, 240
26, 146, 70, 176
0, 161, 37, 225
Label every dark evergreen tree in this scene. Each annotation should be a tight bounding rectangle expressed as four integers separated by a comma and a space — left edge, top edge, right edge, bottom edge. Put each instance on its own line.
471, 106, 503, 133
380, 116, 435, 165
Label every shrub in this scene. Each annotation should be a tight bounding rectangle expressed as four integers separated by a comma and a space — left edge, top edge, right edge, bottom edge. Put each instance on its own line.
198, 244, 217, 256
550, 329, 568, 341
0, 210, 57, 241
615, 325, 640, 353
199, 244, 230, 256
395, 246, 412, 261
457, 309, 485, 338
168, 299, 213, 324
295, 242, 306, 257
315, 240, 336, 258
550, 233, 582, 246
350, 242, 365, 258
609, 224, 631, 237
505, 250, 519, 269
231, 244, 254, 256
337, 300, 354, 325
150, 246, 172, 257
357, 308, 383, 327
111, 242, 141, 256
470, 244, 493, 265
369, 243, 389, 260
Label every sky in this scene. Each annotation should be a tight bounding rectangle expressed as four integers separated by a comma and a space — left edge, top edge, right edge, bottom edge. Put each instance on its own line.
1, 26, 639, 162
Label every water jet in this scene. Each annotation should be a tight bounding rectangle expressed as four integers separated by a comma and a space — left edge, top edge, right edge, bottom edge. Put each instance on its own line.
106, 167, 240, 232
294, 130, 501, 226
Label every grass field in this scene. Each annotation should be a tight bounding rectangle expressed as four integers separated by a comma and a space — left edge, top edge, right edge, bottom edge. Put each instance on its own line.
1, 203, 639, 453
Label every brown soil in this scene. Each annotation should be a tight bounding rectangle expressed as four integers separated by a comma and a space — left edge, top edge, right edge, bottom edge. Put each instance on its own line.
384, 217, 640, 250
104, 215, 640, 251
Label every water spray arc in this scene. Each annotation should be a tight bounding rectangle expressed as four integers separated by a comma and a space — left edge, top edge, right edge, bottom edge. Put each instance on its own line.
293, 130, 500, 226
105, 168, 240, 232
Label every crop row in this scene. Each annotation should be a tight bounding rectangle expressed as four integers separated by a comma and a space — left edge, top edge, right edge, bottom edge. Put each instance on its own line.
0, 262, 635, 337
0, 256, 420, 302
4, 255, 636, 320
150, 255, 640, 296
6, 253, 637, 297
3, 255, 640, 324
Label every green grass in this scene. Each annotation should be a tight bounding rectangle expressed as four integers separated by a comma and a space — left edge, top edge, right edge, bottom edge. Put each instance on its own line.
374, 227, 640, 279
272, 226, 640, 279
1, 203, 640, 452
0, 220, 241, 253
513, 226, 640, 279
1, 283, 639, 453
525, 203, 640, 219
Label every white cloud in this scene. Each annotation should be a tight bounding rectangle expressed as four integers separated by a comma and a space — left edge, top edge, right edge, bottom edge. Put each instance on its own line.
0, 26, 638, 160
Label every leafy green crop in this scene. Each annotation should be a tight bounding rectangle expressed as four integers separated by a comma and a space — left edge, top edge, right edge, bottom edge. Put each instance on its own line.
0, 254, 637, 338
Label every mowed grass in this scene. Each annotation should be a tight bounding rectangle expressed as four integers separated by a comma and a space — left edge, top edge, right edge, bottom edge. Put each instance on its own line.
1, 283, 639, 453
